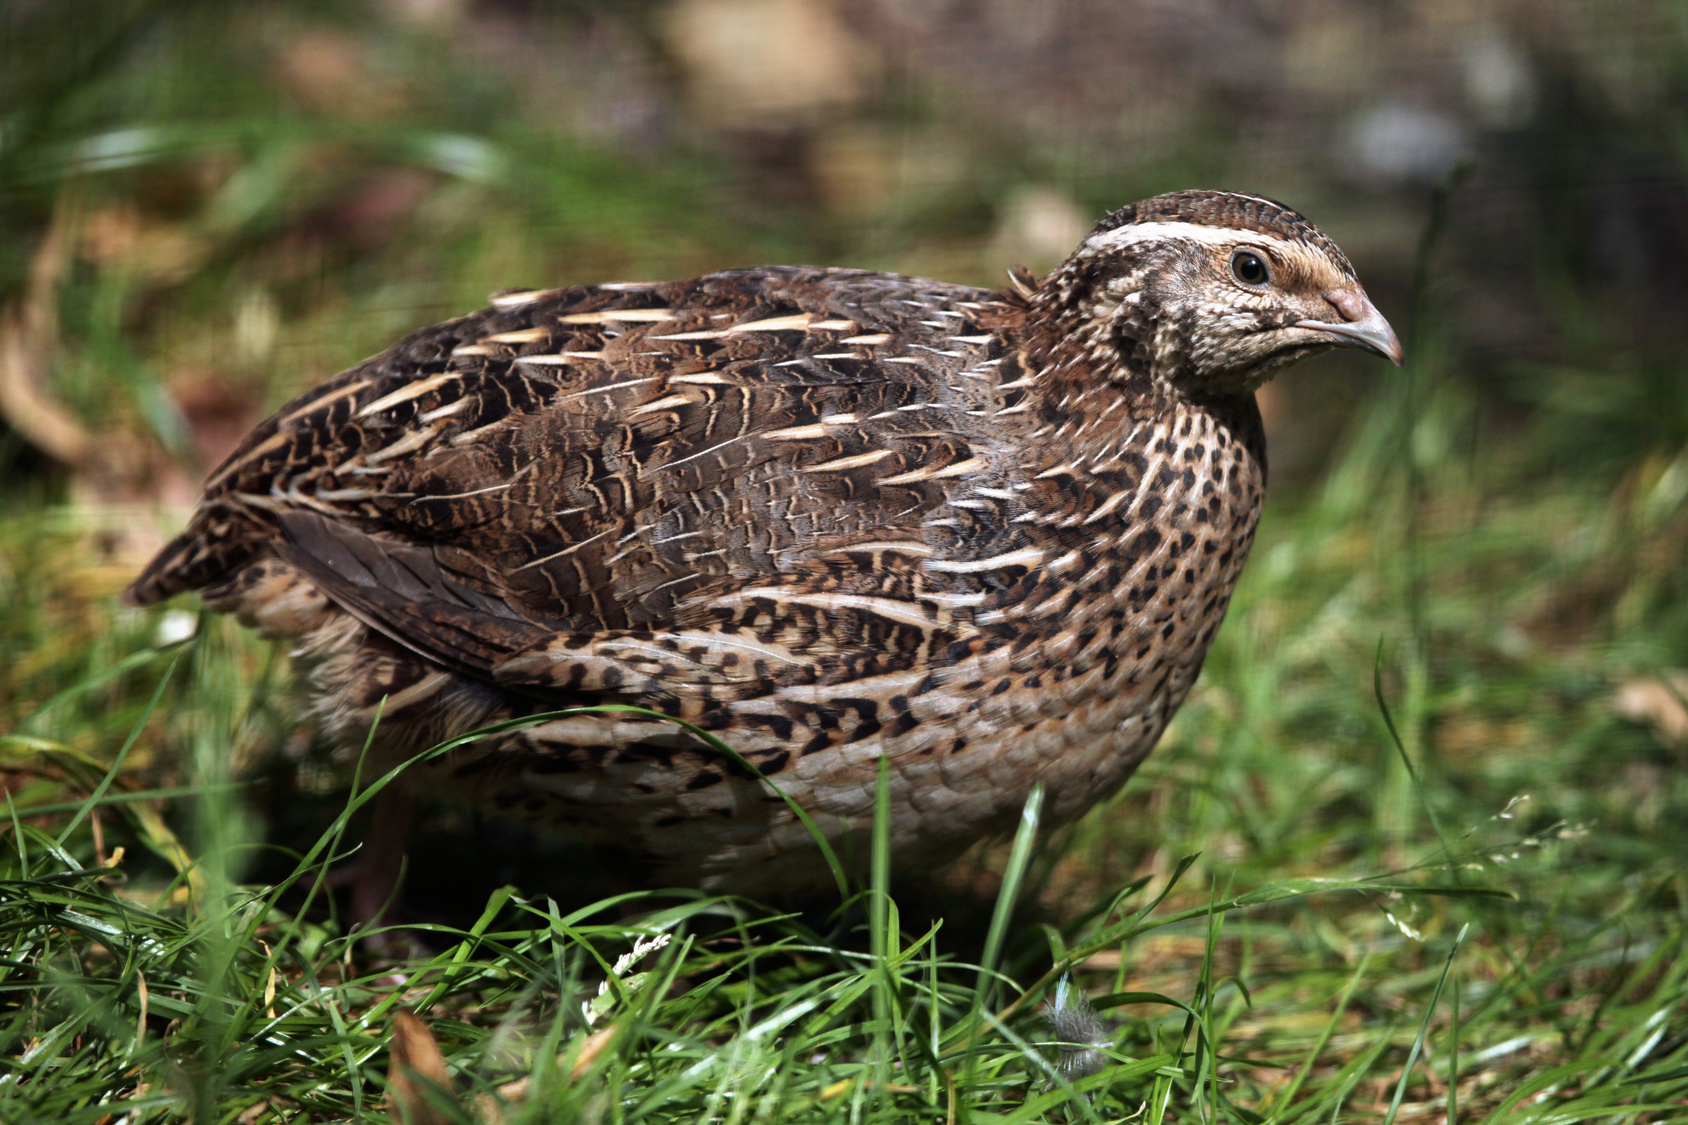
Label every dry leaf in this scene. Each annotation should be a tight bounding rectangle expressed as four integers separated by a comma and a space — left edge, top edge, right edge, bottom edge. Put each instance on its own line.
1614, 672, 1688, 749
475, 1025, 619, 1123
387, 1010, 460, 1125
662, 0, 877, 128
0, 196, 171, 569
0, 202, 90, 467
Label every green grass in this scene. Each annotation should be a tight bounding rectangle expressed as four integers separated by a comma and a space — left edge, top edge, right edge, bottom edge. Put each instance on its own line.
5, 2, 1688, 1120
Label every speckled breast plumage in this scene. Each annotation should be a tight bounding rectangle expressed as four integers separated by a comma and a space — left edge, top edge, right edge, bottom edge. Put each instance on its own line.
129, 190, 1395, 894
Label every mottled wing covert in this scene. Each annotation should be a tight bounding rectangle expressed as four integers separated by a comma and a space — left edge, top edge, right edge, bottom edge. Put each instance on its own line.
127, 268, 1033, 669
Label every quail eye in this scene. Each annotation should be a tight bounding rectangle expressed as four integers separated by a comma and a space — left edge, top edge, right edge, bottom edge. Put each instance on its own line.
1230, 250, 1270, 287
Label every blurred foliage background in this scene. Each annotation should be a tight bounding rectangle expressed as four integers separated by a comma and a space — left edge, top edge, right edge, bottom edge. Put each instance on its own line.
5, 1, 1688, 1118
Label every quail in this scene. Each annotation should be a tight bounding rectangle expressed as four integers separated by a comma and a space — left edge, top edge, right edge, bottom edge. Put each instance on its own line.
127, 190, 1401, 908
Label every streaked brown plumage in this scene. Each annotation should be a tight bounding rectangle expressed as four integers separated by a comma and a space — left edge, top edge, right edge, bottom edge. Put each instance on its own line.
127, 190, 1400, 899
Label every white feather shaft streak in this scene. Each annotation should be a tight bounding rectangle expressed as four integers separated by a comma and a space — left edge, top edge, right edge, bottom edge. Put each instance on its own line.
730, 314, 815, 332
558, 377, 659, 401
558, 309, 675, 323
1081, 488, 1134, 525
365, 420, 446, 465
357, 372, 462, 417
479, 327, 554, 343
227, 490, 283, 511
280, 379, 372, 425
512, 527, 614, 571
651, 328, 730, 341
449, 419, 511, 447
924, 589, 987, 607
489, 288, 561, 308
203, 429, 293, 490
417, 462, 534, 501
732, 666, 937, 707
600, 631, 804, 670
516, 352, 604, 364
764, 414, 858, 440
710, 588, 940, 631
820, 540, 934, 556
923, 547, 1045, 574
628, 393, 697, 417
875, 456, 987, 485
1045, 547, 1084, 573
521, 716, 687, 747
800, 449, 895, 473
655, 314, 858, 341
418, 398, 471, 423
649, 434, 748, 474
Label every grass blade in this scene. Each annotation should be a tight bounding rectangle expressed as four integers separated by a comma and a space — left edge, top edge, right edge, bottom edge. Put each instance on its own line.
1382, 923, 1469, 1125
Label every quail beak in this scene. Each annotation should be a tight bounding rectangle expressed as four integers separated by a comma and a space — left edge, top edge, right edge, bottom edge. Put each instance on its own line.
1295, 288, 1405, 366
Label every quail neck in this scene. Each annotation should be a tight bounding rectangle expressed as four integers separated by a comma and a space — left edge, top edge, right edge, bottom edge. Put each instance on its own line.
124, 189, 1399, 898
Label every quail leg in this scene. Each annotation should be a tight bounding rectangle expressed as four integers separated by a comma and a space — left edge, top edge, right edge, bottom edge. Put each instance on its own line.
329, 784, 417, 952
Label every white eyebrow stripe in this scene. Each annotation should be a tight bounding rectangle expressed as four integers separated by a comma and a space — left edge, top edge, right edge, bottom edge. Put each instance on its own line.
1081, 220, 1287, 252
